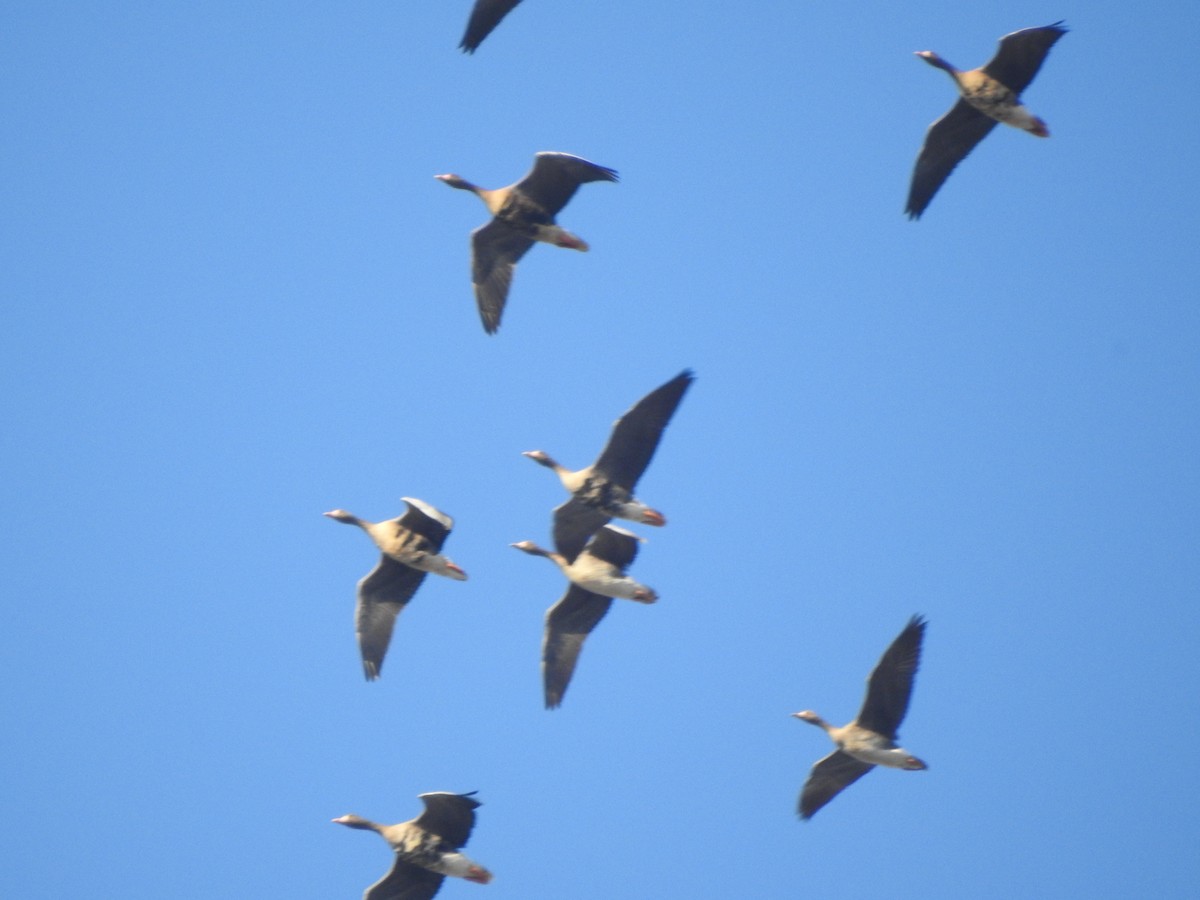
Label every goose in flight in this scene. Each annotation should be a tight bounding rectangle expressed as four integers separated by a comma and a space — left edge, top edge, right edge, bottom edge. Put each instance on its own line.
792, 616, 928, 819
524, 369, 693, 562
333, 792, 492, 899
436, 152, 618, 333
324, 499, 467, 680
906, 22, 1067, 219
511, 525, 656, 708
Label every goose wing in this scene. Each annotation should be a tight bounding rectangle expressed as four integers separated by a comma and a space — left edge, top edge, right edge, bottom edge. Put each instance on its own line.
581, 524, 640, 570
470, 218, 534, 334
363, 855, 444, 900
983, 22, 1067, 95
593, 370, 694, 487
514, 152, 618, 218
412, 792, 481, 849
856, 616, 926, 739
552, 495, 611, 565
355, 556, 427, 680
905, 99, 996, 219
542, 585, 614, 709
458, 0, 522, 53
798, 750, 875, 820
398, 498, 453, 549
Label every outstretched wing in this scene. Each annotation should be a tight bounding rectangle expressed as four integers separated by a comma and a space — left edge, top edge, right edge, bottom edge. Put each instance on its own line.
470, 219, 534, 334
593, 370, 694, 488
580, 525, 641, 571
798, 750, 875, 820
856, 616, 926, 739
515, 152, 619, 217
552, 496, 611, 564
355, 557, 427, 680
983, 22, 1067, 96
398, 498, 453, 549
363, 855, 445, 900
905, 99, 996, 219
459, 0, 523, 54
413, 792, 481, 849
542, 586, 614, 709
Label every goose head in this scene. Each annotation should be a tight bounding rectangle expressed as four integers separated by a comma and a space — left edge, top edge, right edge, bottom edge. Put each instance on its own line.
323, 509, 360, 525
510, 540, 551, 558
915, 50, 957, 74
435, 173, 479, 193
791, 710, 828, 729
521, 449, 557, 468
331, 814, 375, 830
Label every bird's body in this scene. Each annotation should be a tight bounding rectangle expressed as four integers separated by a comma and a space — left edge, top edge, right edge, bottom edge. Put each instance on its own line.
793, 616, 928, 819
944, 68, 1047, 135
436, 152, 618, 333
333, 792, 492, 900
906, 22, 1067, 219
459, 0, 523, 54
524, 370, 693, 561
527, 451, 662, 529
797, 718, 928, 771
324, 499, 468, 680
511, 531, 656, 604
545, 544, 657, 603
511, 526, 656, 708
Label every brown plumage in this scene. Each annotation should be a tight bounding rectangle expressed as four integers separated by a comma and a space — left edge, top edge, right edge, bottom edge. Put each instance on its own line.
793, 616, 928, 819
324, 498, 468, 680
524, 370, 693, 561
906, 22, 1067, 219
511, 525, 655, 708
436, 152, 618, 333
333, 792, 492, 900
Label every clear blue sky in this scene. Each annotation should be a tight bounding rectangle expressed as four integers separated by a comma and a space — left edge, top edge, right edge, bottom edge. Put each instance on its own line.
3, 2, 1199, 897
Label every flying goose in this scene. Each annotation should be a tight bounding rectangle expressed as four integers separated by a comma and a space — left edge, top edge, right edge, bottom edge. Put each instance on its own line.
524, 369, 693, 562
333, 792, 492, 900
792, 616, 928, 819
906, 22, 1067, 219
436, 152, 618, 333
324, 498, 468, 680
511, 525, 656, 708
459, 0, 523, 53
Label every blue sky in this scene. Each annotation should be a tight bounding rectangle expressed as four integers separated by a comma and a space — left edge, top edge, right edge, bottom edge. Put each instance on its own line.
3, 1, 1199, 897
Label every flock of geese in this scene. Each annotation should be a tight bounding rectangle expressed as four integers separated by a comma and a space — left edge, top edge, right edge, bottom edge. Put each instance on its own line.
325, 9, 1069, 898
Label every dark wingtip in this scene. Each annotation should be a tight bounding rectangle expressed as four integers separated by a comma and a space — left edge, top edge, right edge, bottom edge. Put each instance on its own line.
587, 162, 619, 184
